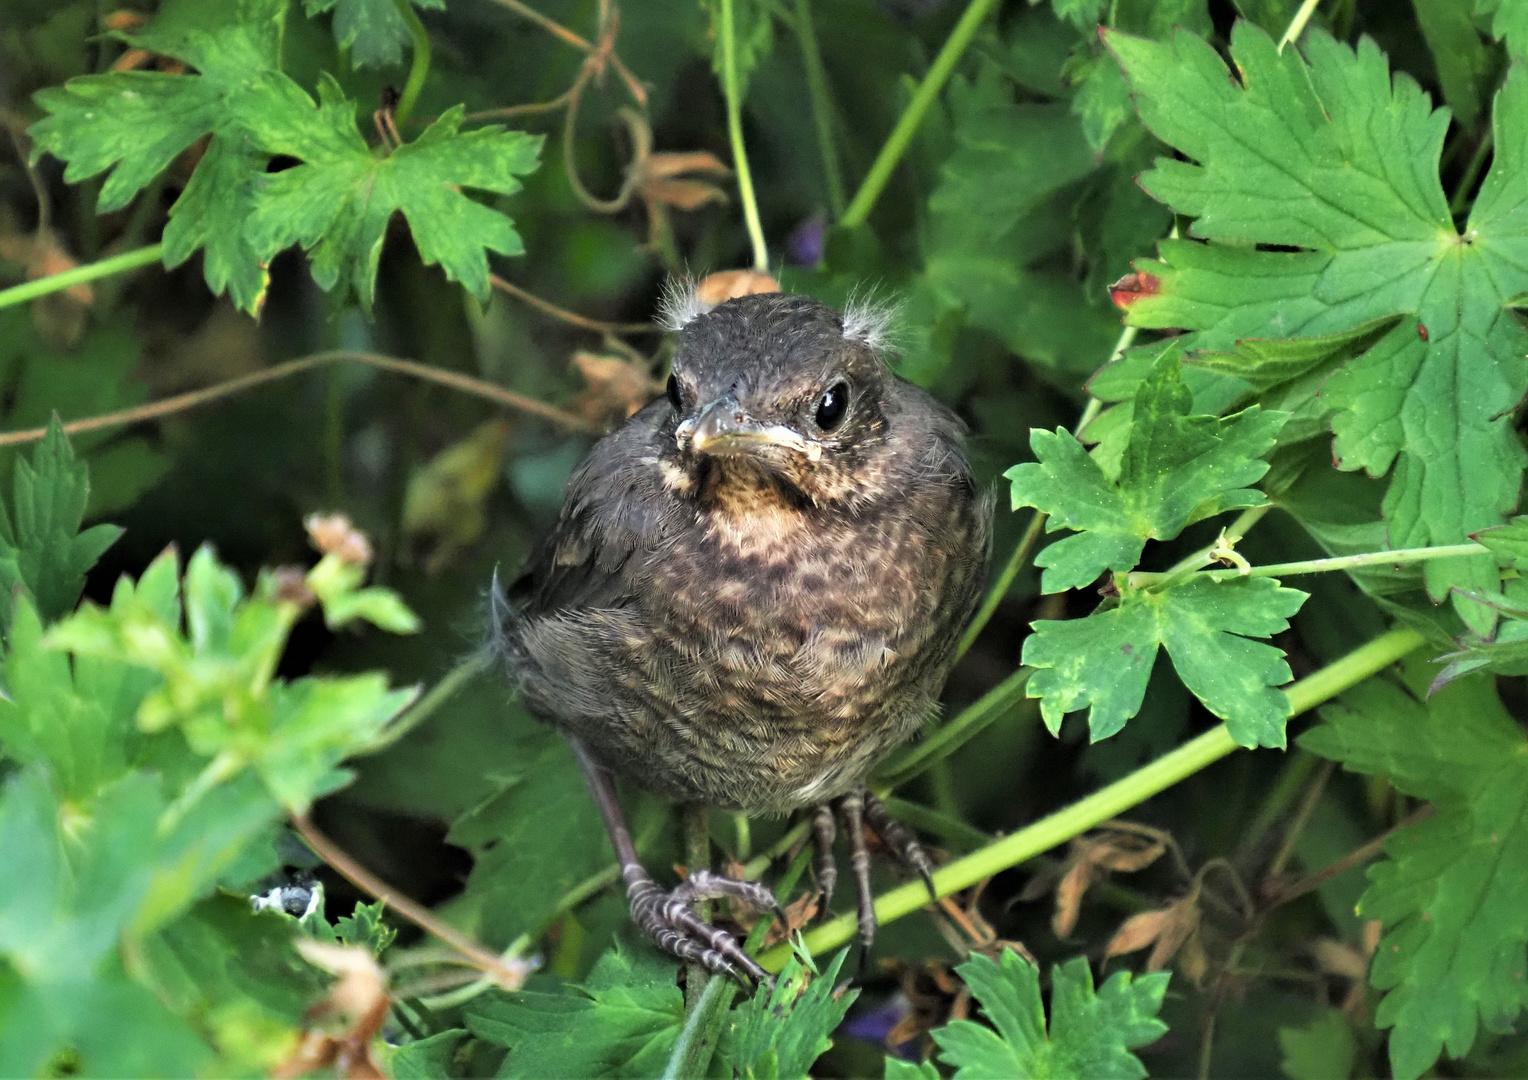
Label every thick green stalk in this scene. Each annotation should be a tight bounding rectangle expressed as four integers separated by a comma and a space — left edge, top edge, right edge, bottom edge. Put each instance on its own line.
662, 975, 736, 1080
721, 0, 769, 270
792, 0, 846, 218
760, 625, 1425, 969
0, 242, 163, 311
393, 0, 432, 128
839, 0, 1002, 228
683, 807, 715, 1011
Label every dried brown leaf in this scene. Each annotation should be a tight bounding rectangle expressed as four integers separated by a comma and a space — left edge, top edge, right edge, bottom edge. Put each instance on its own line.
1052, 859, 1095, 939
644, 150, 730, 180
644, 178, 727, 212
568, 352, 661, 426
695, 270, 780, 308
1311, 938, 1368, 981
274, 941, 390, 1080
1104, 908, 1173, 959
1146, 892, 1202, 973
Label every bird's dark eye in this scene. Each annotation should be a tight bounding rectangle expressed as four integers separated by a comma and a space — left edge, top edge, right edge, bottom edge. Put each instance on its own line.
815, 382, 849, 431
666, 374, 682, 410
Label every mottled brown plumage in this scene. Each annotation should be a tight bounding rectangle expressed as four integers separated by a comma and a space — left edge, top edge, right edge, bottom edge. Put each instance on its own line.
493, 291, 990, 980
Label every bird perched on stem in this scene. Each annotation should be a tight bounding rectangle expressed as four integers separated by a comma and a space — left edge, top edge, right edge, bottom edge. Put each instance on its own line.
492, 287, 990, 983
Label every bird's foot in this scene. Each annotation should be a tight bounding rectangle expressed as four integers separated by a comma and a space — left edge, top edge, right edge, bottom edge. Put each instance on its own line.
811, 788, 938, 956
627, 866, 776, 985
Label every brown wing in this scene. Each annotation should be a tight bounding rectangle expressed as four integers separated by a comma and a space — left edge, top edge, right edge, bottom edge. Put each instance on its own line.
500, 397, 684, 620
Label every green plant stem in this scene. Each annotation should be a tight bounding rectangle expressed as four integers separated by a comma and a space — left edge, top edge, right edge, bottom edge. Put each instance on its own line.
875, 666, 1033, 787
371, 652, 489, 751
1451, 129, 1495, 216
742, 819, 810, 879
956, 512, 1047, 660
0, 242, 163, 311
393, 0, 431, 128
760, 624, 1425, 969
663, 974, 736, 1080
720, 0, 769, 271
880, 795, 991, 852
1129, 542, 1488, 588
956, 328, 1127, 659
683, 806, 714, 1011
1277, 0, 1322, 52
1236, 748, 1321, 864
839, 0, 1002, 228
792, 0, 845, 219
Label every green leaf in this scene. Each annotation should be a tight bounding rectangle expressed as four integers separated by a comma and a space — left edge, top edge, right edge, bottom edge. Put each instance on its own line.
1007, 348, 1286, 593
1105, 23, 1527, 633
1413, 0, 1494, 126
29, 0, 541, 313
1279, 1009, 1357, 1080
701, 0, 774, 100
885, 1060, 942, 1080
465, 944, 685, 1078
0, 311, 168, 519
0, 595, 125, 801
923, 61, 1121, 376
44, 543, 414, 814
721, 949, 858, 1080
0, 417, 121, 633
1478, 0, 1528, 60
1299, 666, 1528, 1080
245, 93, 541, 311
1186, 315, 1403, 393
1472, 515, 1528, 567
28, 3, 286, 311
303, 0, 446, 69
930, 950, 1168, 1080
1024, 576, 1308, 746
448, 733, 609, 945
387, 1030, 469, 1079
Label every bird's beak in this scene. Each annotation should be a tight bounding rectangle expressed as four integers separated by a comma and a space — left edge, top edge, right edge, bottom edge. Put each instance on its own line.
679, 396, 812, 458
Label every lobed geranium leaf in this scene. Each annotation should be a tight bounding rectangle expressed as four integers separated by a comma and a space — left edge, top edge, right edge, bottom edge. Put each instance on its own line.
1300, 667, 1528, 1080
1024, 576, 1307, 746
1007, 348, 1286, 594
29, 0, 540, 314
303, 0, 446, 69
1105, 22, 1528, 635
929, 950, 1168, 1079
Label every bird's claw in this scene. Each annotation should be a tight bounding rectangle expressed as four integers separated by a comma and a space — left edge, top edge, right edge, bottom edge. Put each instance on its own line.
628, 870, 775, 986
811, 788, 939, 953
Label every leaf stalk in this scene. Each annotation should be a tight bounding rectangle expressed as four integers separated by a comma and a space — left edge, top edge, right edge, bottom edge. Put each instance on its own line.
839, 0, 1002, 228
0, 242, 163, 312
1129, 541, 1489, 589
720, 0, 770, 271
392, 0, 432, 128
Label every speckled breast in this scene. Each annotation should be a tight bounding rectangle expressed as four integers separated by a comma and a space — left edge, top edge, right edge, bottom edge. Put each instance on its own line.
592, 492, 981, 814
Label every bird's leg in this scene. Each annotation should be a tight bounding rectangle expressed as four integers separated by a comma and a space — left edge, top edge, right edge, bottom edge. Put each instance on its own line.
810, 787, 941, 956
839, 790, 878, 956
810, 803, 838, 911
861, 790, 938, 901
567, 736, 773, 984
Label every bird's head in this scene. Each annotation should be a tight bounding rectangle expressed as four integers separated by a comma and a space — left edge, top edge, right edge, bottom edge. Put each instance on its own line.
662, 291, 898, 508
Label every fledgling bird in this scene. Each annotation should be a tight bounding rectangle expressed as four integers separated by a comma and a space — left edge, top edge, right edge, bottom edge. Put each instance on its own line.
493, 289, 990, 982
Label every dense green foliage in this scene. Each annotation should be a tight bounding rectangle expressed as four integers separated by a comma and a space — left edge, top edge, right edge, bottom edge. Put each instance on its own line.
3, 0, 1528, 1076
